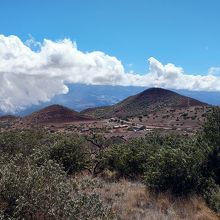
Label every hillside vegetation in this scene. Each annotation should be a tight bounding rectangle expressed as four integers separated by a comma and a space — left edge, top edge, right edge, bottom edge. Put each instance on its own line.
0, 107, 220, 219
82, 88, 208, 119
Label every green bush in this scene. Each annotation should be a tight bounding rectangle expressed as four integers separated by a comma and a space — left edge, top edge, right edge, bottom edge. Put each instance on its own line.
203, 107, 220, 147
0, 130, 92, 175
0, 131, 115, 219
201, 178, 220, 213
0, 154, 114, 219
98, 144, 142, 177
0, 157, 69, 219
0, 129, 54, 156
202, 107, 220, 185
97, 135, 162, 177
49, 135, 92, 174
144, 144, 205, 195
204, 146, 220, 185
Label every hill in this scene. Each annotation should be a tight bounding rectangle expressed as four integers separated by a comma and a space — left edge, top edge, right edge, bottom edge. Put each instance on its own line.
24, 104, 92, 124
0, 115, 20, 122
82, 88, 209, 118
6, 84, 220, 117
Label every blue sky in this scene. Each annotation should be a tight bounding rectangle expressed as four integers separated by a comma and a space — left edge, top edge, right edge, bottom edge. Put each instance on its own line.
1, 0, 220, 112
1, 0, 219, 74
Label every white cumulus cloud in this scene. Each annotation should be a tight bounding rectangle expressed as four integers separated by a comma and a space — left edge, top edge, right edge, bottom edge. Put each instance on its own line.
0, 34, 220, 113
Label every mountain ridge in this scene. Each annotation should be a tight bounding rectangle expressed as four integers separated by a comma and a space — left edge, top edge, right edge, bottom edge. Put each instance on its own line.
82, 87, 209, 118
1, 84, 219, 117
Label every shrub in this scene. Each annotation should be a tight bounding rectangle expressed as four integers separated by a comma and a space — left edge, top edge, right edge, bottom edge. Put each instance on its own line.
144, 144, 204, 195
138, 115, 143, 122
204, 146, 220, 185
0, 158, 70, 219
203, 107, 220, 147
202, 107, 220, 184
97, 135, 162, 178
49, 135, 92, 174
0, 129, 54, 156
0, 154, 114, 219
201, 178, 220, 213
99, 145, 136, 177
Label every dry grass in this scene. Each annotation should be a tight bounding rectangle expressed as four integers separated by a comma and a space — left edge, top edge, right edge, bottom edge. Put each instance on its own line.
74, 175, 219, 220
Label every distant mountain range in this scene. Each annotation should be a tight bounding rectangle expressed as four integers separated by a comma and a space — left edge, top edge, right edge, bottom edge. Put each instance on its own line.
82, 88, 208, 118
1, 84, 219, 116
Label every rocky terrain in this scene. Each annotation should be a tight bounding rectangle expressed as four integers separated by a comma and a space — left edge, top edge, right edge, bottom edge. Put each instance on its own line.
0, 88, 212, 138
82, 88, 208, 119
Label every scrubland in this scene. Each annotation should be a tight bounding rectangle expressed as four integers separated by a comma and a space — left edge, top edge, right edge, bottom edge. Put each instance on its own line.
0, 108, 220, 219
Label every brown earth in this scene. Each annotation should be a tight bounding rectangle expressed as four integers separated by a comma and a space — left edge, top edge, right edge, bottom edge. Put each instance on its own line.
82, 88, 209, 119
23, 104, 92, 124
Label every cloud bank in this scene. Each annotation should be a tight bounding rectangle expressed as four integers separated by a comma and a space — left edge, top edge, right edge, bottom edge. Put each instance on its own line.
0, 34, 220, 112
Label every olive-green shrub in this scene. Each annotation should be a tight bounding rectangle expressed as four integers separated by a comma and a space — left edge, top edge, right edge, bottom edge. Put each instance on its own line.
97, 135, 162, 177
0, 154, 114, 219
49, 135, 92, 174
